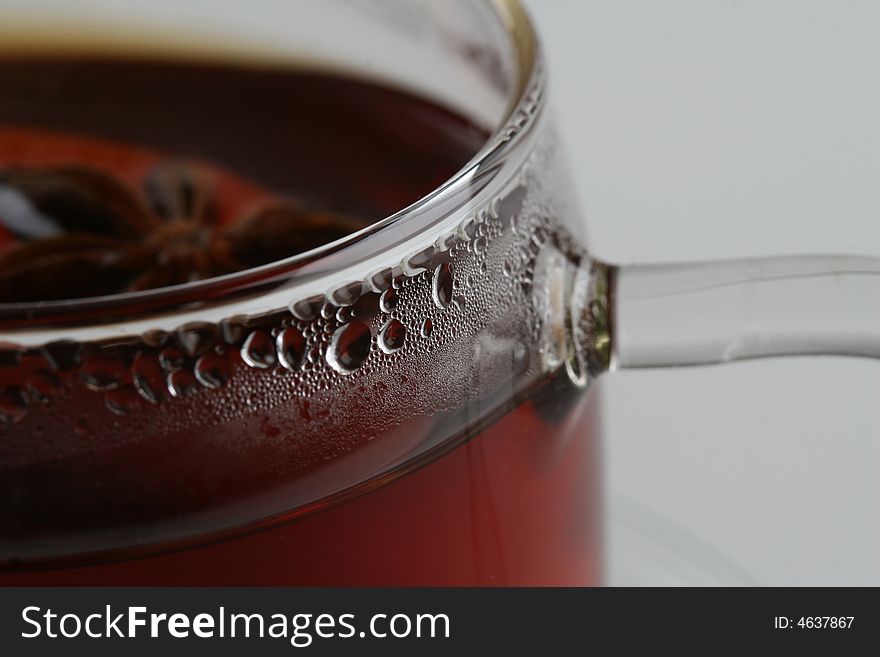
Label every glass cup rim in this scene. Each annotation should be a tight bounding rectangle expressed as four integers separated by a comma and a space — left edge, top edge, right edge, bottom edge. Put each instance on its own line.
0, 0, 542, 335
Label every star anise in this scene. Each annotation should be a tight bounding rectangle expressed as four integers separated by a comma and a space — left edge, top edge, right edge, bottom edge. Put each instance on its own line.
0, 160, 369, 303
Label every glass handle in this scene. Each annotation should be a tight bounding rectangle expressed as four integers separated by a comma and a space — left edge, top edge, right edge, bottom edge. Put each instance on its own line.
608, 255, 880, 369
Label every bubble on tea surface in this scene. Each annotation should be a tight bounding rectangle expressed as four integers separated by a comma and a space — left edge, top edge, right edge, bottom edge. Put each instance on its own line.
241, 330, 277, 369
194, 352, 230, 389
0, 386, 28, 423
378, 319, 406, 354
276, 327, 306, 371
432, 262, 454, 309
327, 322, 372, 374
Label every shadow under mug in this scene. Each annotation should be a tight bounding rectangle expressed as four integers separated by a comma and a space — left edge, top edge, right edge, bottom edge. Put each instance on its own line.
0, 0, 868, 586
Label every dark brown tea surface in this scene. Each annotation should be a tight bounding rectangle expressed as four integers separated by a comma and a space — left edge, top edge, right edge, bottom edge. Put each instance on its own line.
0, 58, 488, 302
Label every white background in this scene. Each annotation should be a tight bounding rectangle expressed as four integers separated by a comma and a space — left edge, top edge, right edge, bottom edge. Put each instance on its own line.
527, 0, 880, 585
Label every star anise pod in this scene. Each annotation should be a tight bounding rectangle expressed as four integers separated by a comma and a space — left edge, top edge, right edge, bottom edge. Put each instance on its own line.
0, 160, 369, 303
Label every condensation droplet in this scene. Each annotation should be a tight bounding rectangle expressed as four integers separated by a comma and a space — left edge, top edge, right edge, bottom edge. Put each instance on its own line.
131, 353, 165, 404
104, 385, 141, 415
380, 288, 399, 313
174, 322, 218, 358
367, 267, 394, 292
276, 327, 306, 371
26, 369, 62, 403
194, 352, 230, 389
290, 295, 323, 321
378, 319, 406, 354
141, 329, 169, 348
349, 292, 380, 321
41, 340, 82, 371
219, 315, 247, 345
241, 331, 277, 369
420, 318, 434, 338
159, 346, 185, 370
327, 322, 372, 374
0, 386, 28, 423
167, 368, 198, 398
329, 281, 364, 306
80, 354, 128, 391
432, 262, 454, 309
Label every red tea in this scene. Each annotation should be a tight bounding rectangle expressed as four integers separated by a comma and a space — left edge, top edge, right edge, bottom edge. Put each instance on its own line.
0, 58, 600, 585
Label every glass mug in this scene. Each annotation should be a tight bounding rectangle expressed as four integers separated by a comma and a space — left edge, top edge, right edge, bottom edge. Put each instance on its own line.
0, 0, 870, 586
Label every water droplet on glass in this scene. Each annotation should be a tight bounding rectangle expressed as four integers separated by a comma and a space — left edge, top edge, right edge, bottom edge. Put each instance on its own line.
327, 322, 372, 374
290, 295, 323, 321
241, 330, 277, 369
194, 352, 230, 389
380, 288, 399, 313
349, 292, 380, 321
131, 353, 165, 404
420, 318, 434, 338
141, 329, 169, 348
329, 281, 364, 306
276, 327, 306, 371
219, 315, 247, 345
432, 262, 454, 309
80, 354, 128, 391
0, 386, 28, 423
174, 322, 218, 358
474, 237, 487, 254
41, 340, 82, 371
378, 319, 406, 354
104, 385, 141, 415
367, 267, 394, 292
167, 368, 198, 398
26, 369, 62, 403
404, 245, 435, 275
159, 346, 185, 370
